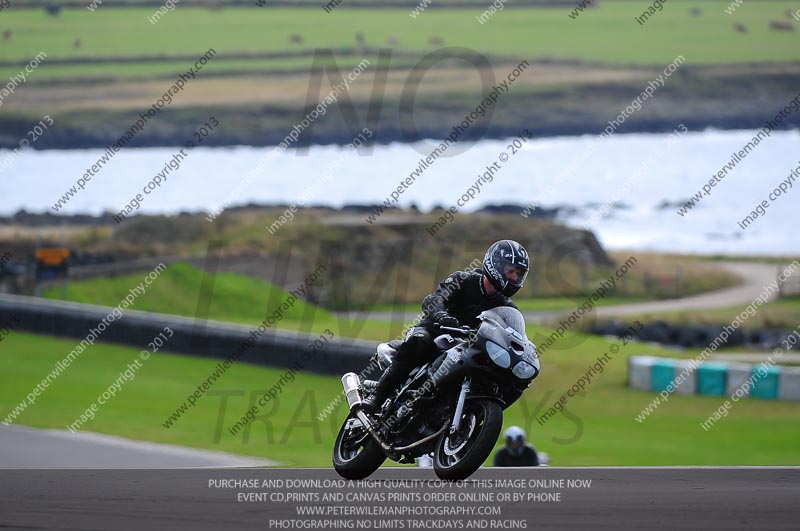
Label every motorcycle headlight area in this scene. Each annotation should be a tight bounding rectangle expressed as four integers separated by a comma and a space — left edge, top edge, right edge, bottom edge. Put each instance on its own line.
485, 341, 511, 368
512, 361, 536, 380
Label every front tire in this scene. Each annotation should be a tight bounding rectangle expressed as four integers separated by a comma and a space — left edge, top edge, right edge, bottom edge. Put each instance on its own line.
332, 413, 386, 480
433, 399, 502, 480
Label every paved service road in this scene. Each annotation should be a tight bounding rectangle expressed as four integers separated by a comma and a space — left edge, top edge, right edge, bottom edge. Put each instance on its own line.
0, 467, 797, 530
343, 261, 782, 324
592, 261, 780, 319
0, 424, 277, 468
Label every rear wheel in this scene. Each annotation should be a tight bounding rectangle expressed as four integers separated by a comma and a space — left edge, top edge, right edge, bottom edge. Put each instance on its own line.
433, 399, 502, 480
332, 414, 386, 480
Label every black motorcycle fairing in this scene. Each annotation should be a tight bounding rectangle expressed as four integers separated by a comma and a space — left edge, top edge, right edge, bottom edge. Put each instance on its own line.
475, 307, 540, 382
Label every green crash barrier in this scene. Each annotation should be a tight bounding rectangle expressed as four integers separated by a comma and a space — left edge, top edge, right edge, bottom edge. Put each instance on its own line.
650, 359, 676, 393
629, 356, 798, 402
751, 365, 781, 400
696, 362, 729, 396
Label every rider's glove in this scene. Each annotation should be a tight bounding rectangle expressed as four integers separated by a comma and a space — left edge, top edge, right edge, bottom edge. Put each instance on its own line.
434, 311, 460, 329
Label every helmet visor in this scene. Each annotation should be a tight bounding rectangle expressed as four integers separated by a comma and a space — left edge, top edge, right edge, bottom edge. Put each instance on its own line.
502, 263, 528, 288
489, 249, 529, 288
506, 434, 524, 445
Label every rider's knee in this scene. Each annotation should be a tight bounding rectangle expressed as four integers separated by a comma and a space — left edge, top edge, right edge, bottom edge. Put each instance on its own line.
397, 330, 432, 362
410, 330, 433, 348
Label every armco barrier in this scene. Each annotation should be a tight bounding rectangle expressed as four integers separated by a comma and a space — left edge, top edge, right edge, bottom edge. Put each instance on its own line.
628, 355, 800, 402
0, 294, 374, 375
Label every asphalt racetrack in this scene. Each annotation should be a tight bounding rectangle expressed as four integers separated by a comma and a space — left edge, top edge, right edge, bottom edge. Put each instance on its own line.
1, 467, 797, 530
0, 424, 276, 468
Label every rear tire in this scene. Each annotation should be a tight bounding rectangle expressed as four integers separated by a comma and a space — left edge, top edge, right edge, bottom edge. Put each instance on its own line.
332, 413, 386, 480
433, 399, 502, 480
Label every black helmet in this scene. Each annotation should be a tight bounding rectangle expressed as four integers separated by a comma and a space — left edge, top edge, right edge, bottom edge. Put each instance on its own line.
483, 240, 529, 297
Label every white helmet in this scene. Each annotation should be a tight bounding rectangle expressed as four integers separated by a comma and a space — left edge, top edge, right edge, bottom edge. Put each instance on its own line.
504, 426, 526, 456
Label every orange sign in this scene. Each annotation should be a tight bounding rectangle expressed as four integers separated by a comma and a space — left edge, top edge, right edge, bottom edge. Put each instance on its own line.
35, 248, 70, 267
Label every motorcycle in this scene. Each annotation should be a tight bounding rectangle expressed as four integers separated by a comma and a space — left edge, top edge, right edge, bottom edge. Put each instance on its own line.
333, 306, 540, 480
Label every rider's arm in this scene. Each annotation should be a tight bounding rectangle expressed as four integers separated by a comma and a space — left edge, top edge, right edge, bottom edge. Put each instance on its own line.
421, 271, 469, 323
528, 445, 540, 466
493, 448, 508, 467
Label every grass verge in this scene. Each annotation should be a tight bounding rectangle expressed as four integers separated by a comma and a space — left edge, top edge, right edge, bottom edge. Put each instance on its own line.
1, 330, 798, 467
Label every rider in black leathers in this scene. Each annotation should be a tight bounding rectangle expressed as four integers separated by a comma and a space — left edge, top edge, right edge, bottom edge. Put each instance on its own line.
493, 426, 540, 467
360, 240, 531, 414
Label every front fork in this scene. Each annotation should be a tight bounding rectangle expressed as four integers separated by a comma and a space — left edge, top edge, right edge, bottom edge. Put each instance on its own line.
450, 377, 471, 434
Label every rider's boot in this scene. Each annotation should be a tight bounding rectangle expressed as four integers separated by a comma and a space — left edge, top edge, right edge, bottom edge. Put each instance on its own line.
360, 362, 407, 414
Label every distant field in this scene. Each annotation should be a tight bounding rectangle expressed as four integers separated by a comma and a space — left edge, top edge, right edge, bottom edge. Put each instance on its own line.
45, 262, 328, 326
633, 297, 800, 329
42, 258, 742, 333
367, 296, 647, 315
1, 2, 799, 82
2, 2, 798, 148
42, 262, 643, 339
0, 57, 383, 83
1, 330, 798, 467
42, 263, 401, 341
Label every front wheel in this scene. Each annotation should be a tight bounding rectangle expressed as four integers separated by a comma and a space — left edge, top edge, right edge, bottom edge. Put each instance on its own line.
332, 413, 386, 480
433, 399, 502, 480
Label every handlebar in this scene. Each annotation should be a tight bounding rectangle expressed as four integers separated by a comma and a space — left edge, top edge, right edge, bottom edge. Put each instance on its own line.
435, 324, 475, 336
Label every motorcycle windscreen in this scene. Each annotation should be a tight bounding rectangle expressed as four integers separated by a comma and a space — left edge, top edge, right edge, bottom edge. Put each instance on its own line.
480, 306, 540, 378
480, 306, 527, 338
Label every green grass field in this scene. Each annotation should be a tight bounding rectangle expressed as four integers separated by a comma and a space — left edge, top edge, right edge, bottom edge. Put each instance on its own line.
367, 296, 646, 315
2, 330, 798, 467
44, 262, 328, 326
30, 263, 800, 466
633, 297, 800, 329
41, 261, 736, 338
43, 263, 640, 340
2, 2, 799, 81
43, 263, 401, 341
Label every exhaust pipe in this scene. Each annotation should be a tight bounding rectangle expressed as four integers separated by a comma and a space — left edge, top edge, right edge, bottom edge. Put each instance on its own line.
355, 410, 396, 456
341, 373, 396, 456
341, 372, 363, 410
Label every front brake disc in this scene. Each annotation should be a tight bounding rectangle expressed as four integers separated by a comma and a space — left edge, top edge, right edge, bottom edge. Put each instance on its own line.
443, 413, 477, 456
